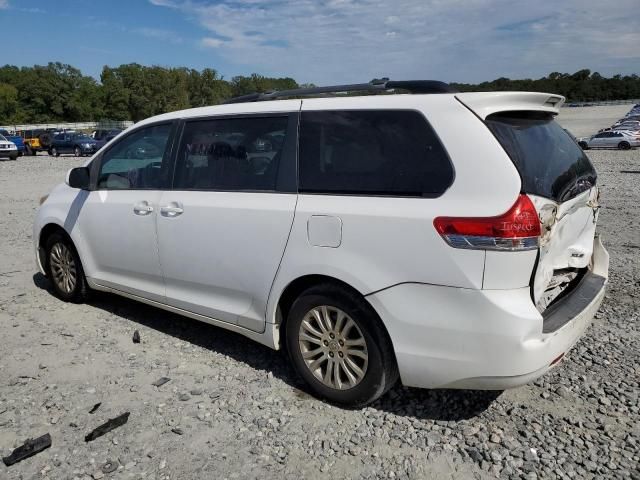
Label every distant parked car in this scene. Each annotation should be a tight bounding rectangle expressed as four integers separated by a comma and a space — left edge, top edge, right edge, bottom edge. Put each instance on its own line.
49, 132, 98, 157
92, 128, 122, 141
93, 129, 123, 150
613, 122, 640, 132
0, 129, 26, 156
19, 128, 60, 155
0, 134, 18, 160
578, 131, 640, 150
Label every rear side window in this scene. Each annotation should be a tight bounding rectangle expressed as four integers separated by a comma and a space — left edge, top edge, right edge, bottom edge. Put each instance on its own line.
298, 110, 453, 197
486, 112, 596, 202
173, 115, 290, 191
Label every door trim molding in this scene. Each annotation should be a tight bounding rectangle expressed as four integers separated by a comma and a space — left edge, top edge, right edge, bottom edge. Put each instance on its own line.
86, 277, 277, 349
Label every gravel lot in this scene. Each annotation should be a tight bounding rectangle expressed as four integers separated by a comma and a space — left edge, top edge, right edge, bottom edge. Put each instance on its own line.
556, 104, 632, 138
1, 109, 639, 479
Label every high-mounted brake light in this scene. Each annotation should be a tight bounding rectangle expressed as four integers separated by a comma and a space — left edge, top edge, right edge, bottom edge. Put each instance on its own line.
434, 195, 541, 251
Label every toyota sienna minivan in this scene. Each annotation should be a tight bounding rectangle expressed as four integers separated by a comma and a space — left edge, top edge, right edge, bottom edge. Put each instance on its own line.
34, 80, 609, 406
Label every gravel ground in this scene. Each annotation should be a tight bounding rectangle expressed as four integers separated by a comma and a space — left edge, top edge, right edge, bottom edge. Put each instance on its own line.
1, 135, 639, 479
557, 104, 634, 137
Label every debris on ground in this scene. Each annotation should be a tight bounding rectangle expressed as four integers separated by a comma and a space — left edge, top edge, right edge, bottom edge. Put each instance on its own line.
151, 377, 170, 387
101, 460, 118, 474
132, 330, 140, 343
2, 433, 52, 466
89, 402, 101, 414
84, 412, 130, 442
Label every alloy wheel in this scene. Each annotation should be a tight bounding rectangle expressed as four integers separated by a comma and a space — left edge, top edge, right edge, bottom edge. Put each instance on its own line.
49, 242, 77, 294
298, 305, 368, 390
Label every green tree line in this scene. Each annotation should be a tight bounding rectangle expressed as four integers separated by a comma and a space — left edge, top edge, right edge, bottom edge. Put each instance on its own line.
1, 63, 639, 124
452, 69, 640, 102
0, 62, 297, 124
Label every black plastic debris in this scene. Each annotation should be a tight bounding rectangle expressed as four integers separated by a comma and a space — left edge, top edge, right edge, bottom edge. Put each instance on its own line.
102, 459, 118, 473
89, 402, 101, 414
152, 377, 170, 387
171, 427, 184, 435
132, 330, 140, 344
2, 433, 52, 466
84, 412, 130, 442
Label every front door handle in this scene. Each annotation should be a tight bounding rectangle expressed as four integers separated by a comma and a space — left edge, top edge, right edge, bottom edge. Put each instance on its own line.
160, 203, 184, 217
133, 201, 154, 216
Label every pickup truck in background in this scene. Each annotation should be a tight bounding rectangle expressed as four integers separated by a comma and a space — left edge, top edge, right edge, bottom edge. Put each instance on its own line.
0, 129, 26, 156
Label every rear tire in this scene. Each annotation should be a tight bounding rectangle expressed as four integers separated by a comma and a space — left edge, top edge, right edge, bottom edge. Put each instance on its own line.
39, 133, 52, 149
74, 146, 82, 157
24, 144, 33, 156
285, 284, 398, 406
51, 147, 59, 157
578, 141, 589, 150
44, 232, 89, 303
618, 141, 631, 150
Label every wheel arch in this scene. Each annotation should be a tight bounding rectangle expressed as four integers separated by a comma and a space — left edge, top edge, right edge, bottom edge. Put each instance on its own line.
275, 274, 397, 359
38, 223, 77, 276
39, 222, 71, 249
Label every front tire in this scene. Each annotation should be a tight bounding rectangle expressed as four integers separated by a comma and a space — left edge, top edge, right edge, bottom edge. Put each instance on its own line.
618, 141, 631, 150
578, 141, 589, 150
45, 232, 89, 303
74, 146, 82, 157
285, 284, 398, 406
51, 147, 60, 157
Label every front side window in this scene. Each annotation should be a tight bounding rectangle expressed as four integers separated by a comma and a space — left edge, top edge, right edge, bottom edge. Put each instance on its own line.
97, 123, 172, 190
298, 110, 453, 197
173, 115, 289, 191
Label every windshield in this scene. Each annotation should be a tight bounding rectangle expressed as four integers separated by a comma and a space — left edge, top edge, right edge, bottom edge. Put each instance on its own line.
75, 134, 93, 141
0, 135, 7, 141
486, 112, 597, 202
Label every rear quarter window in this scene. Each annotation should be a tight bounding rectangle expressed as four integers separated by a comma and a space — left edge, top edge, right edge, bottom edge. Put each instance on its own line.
298, 110, 453, 197
486, 112, 596, 202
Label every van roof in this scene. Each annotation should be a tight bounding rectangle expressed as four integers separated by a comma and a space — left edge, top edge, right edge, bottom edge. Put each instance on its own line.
224, 79, 458, 104
136, 85, 565, 128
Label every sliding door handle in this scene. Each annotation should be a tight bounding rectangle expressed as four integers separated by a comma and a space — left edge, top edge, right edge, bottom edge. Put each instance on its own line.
160, 204, 184, 217
133, 202, 154, 216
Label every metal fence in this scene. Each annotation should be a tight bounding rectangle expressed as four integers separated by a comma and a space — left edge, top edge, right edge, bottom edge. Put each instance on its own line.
0, 120, 133, 133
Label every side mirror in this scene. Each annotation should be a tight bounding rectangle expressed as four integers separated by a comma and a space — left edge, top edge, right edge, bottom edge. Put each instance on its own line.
66, 167, 90, 190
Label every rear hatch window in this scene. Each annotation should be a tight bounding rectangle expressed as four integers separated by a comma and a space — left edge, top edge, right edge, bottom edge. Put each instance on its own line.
485, 112, 596, 202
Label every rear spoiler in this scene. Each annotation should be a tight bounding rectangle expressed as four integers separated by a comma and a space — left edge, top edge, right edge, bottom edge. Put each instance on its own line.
455, 92, 565, 120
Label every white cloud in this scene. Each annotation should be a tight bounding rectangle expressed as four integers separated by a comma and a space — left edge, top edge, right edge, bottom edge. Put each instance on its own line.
148, 0, 179, 7
149, 0, 640, 83
201, 37, 225, 48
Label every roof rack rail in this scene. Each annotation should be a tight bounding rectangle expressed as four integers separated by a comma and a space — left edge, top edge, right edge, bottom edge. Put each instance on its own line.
223, 79, 458, 104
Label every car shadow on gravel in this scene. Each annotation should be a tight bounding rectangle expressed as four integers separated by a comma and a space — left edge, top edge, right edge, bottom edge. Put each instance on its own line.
34, 272, 501, 421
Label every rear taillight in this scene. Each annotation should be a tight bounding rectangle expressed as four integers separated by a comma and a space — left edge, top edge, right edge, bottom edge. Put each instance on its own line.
434, 194, 541, 251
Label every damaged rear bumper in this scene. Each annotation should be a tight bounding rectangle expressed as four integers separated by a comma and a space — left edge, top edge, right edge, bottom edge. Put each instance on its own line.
366, 235, 609, 390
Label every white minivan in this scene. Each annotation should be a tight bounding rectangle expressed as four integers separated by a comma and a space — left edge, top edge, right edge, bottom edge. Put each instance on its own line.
34, 80, 609, 406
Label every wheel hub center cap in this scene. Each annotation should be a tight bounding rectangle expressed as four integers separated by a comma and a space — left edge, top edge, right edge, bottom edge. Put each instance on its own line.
328, 339, 339, 352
